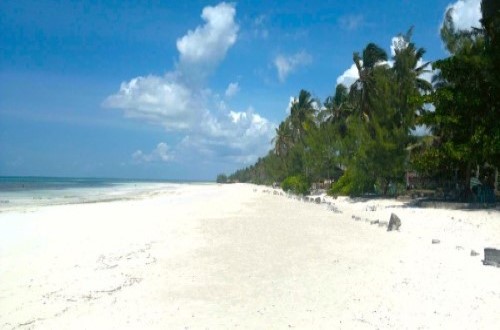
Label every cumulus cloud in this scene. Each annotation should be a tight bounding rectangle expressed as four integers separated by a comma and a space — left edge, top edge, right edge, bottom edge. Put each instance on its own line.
104, 2, 275, 167
442, 0, 481, 31
274, 51, 312, 82
176, 2, 239, 80
178, 107, 275, 165
104, 2, 237, 128
336, 63, 359, 88
103, 74, 203, 130
132, 142, 173, 163
338, 14, 364, 31
225, 82, 240, 98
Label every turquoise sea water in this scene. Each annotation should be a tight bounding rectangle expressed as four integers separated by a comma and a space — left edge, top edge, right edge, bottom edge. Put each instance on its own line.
0, 177, 204, 211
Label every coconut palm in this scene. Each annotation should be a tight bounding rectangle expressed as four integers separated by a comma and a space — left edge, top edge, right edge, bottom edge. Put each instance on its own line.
272, 119, 293, 158
392, 27, 433, 132
320, 84, 349, 124
350, 43, 388, 120
290, 89, 317, 143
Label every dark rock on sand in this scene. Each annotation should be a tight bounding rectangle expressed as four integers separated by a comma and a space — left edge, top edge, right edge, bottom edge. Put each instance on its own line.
483, 248, 500, 267
387, 213, 401, 231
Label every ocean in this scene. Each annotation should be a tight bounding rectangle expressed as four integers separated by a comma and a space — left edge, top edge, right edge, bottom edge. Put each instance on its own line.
0, 176, 204, 211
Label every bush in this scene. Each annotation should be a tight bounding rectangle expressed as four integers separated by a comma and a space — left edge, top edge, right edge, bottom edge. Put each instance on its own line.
282, 175, 310, 195
329, 168, 373, 196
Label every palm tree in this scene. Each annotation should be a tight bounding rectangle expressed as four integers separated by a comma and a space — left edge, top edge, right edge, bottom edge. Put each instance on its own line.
290, 89, 316, 143
320, 84, 349, 124
392, 27, 432, 132
351, 43, 388, 120
272, 119, 293, 158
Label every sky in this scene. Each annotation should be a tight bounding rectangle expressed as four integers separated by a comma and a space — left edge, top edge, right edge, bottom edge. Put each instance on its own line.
0, 0, 482, 180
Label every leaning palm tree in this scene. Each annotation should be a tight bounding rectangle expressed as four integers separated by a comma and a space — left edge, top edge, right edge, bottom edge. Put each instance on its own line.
350, 43, 388, 120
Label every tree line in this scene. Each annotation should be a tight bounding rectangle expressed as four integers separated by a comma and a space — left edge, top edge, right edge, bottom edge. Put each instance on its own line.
220, 1, 499, 200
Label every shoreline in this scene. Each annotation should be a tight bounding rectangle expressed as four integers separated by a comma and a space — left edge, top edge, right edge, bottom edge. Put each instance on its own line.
1, 183, 499, 328
0, 181, 213, 214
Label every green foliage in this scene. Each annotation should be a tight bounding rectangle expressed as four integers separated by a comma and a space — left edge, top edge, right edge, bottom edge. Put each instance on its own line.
289, 89, 317, 144
227, 7, 498, 200
329, 167, 374, 196
281, 175, 310, 195
303, 123, 342, 182
228, 151, 286, 185
216, 173, 228, 183
420, 7, 499, 190
332, 53, 409, 196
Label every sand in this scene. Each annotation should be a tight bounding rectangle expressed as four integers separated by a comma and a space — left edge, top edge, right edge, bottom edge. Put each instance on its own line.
1, 183, 499, 329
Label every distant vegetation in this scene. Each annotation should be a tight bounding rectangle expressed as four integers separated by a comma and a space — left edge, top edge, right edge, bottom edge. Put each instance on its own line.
216, 174, 228, 183
221, 1, 499, 201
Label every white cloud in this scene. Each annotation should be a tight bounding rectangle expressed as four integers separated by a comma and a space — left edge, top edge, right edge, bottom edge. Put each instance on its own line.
338, 14, 364, 31
274, 51, 312, 82
104, 2, 238, 129
225, 82, 240, 98
176, 2, 239, 71
336, 63, 359, 88
178, 107, 275, 165
132, 142, 173, 163
442, 0, 481, 31
103, 74, 201, 130
104, 3, 275, 168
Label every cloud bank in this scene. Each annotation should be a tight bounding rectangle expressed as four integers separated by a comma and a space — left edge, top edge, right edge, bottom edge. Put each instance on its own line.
103, 3, 275, 168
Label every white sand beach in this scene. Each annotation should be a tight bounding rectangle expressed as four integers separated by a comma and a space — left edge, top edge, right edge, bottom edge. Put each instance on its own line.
1, 183, 499, 329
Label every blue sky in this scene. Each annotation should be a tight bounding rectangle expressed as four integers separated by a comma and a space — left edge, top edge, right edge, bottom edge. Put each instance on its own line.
0, 0, 482, 180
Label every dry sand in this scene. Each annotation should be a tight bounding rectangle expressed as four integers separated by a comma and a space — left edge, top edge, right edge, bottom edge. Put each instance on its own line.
1, 183, 499, 329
